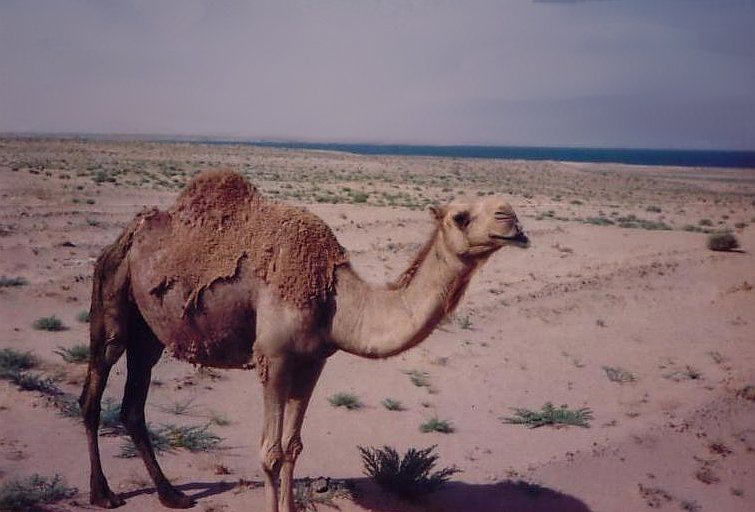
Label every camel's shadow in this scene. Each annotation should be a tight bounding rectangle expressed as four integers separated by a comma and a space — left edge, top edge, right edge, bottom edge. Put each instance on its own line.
120, 478, 591, 512
350, 478, 592, 512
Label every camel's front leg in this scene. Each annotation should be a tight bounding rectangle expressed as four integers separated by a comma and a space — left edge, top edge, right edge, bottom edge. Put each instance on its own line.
279, 359, 326, 512
258, 354, 291, 512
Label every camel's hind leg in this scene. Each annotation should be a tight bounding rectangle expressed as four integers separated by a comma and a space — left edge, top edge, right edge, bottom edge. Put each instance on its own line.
79, 296, 127, 508
120, 327, 195, 509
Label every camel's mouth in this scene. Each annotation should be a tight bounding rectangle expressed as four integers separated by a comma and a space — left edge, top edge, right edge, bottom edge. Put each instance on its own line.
490, 232, 530, 248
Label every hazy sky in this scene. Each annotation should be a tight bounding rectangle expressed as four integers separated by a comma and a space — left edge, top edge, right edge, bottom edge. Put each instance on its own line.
1, 0, 753, 149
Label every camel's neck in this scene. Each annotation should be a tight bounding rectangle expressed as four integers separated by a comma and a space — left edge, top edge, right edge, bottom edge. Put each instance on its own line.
329, 230, 480, 358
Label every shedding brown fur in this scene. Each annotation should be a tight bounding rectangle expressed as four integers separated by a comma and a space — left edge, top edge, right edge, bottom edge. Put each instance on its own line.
149, 170, 348, 314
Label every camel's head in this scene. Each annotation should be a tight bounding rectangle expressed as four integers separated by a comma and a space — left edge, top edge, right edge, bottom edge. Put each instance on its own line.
430, 196, 529, 259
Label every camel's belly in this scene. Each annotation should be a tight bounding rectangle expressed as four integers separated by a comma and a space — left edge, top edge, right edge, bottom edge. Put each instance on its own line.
129, 261, 259, 369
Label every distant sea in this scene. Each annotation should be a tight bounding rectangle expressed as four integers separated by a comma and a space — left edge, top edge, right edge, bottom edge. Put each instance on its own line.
227, 141, 755, 169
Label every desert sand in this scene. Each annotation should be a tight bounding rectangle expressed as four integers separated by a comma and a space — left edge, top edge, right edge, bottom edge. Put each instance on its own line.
1, 137, 754, 512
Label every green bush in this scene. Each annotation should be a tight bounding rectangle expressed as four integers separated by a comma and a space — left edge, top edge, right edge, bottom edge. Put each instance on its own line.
32, 315, 65, 331
0, 474, 76, 511
707, 232, 739, 251
359, 445, 460, 498
0, 349, 37, 378
502, 402, 593, 428
55, 344, 90, 363
0, 276, 28, 288
419, 417, 454, 433
382, 398, 404, 411
118, 423, 221, 458
328, 392, 362, 410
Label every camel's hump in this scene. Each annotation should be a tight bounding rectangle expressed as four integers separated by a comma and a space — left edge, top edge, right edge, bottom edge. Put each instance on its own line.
173, 170, 258, 219
144, 170, 349, 311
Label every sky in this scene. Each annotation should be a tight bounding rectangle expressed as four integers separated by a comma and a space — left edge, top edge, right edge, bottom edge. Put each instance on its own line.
0, 0, 753, 150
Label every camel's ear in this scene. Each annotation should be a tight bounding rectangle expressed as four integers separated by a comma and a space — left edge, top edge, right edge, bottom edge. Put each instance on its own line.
428, 204, 444, 221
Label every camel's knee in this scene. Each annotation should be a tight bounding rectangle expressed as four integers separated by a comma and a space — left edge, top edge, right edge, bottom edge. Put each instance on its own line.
282, 435, 303, 463
260, 443, 283, 475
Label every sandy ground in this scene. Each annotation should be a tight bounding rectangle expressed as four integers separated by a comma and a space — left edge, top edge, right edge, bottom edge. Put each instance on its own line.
1, 137, 754, 512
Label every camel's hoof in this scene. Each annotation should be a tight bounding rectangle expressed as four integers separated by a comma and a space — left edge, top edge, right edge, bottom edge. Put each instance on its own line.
90, 489, 126, 509
158, 489, 196, 509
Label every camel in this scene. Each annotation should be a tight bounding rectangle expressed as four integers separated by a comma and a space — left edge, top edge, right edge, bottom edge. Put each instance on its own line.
79, 170, 529, 512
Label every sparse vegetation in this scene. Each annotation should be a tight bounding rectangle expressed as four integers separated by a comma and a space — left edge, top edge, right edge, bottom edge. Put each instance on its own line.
55, 344, 90, 363
76, 310, 91, 323
420, 417, 454, 433
359, 445, 460, 498
603, 366, 636, 384
405, 369, 430, 388
0, 276, 28, 288
664, 365, 703, 382
0, 473, 77, 511
457, 314, 473, 330
707, 231, 739, 251
32, 315, 65, 331
0, 349, 37, 378
502, 402, 593, 428
382, 398, 404, 411
119, 423, 221, 458
328, 392, 362, 410
585, 216, 614, 226
157, 398, 197, 416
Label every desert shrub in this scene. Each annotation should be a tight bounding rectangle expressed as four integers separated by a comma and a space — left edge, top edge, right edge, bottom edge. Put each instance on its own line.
699, 218, 713, 227
0, 349, 62, 395
0, 474, 77, 511
457, 314, 473, 330
76, 310, 91, 323
683, 224, 706, 233
419, 417, 454, 433
0, 276, 28, 288
328, 392, 362, 410
157, 398, 196, 416
382, 398, 404, 411
707, 232, 739, 251
359, 445, 460, 498
585, 217, 614, 226
11, 372, 62, 396
404, 370, 430, 388
350, 191, 369, 203
32, 315, 65, 331
502, 402, 592, 428
646, 205, 662, 213
55, 344, 90, 363
99, 399, 125, 434
118, 423, 221, 458
0, 349, 37, 378
54, 394, 82, 418
603, 366, 636, 384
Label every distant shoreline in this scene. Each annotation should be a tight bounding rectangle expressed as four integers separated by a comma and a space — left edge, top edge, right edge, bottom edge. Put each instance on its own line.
3, 133, 754, 168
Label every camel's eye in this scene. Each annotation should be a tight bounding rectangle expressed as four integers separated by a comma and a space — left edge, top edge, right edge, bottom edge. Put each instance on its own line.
452, 211, 470, 229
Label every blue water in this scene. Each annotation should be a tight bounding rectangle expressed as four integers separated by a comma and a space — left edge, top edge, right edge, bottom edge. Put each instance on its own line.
234, 141, 755, 169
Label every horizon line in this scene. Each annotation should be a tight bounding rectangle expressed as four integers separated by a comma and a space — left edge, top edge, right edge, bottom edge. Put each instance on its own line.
2, 131, 754, 154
